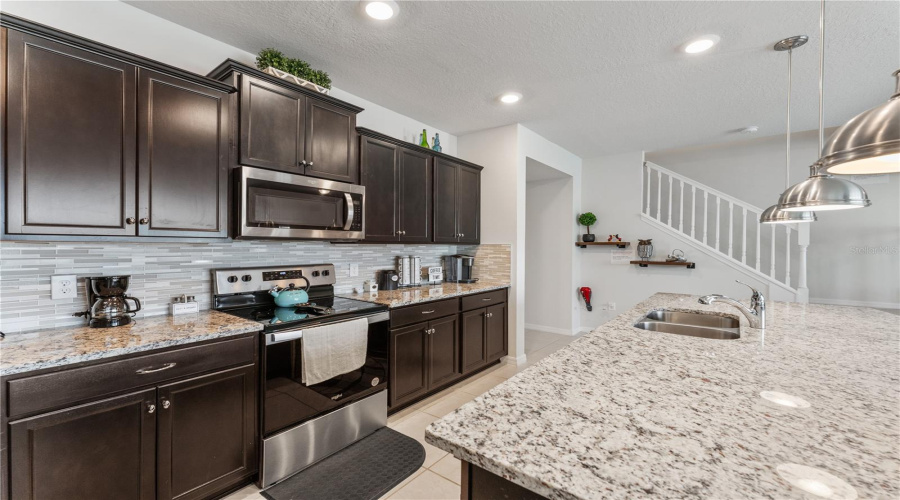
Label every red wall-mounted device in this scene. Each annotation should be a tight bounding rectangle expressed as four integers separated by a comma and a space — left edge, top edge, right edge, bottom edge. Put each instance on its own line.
579, 287, 593, 311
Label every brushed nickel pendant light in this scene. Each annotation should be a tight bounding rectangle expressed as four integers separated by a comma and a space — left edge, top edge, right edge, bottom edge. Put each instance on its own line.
777, 0, 871, 212
760, 35, 817, 224
820, 68, 900, 174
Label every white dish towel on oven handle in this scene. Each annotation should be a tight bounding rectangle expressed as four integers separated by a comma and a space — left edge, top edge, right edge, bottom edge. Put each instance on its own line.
301, 318, 369, 386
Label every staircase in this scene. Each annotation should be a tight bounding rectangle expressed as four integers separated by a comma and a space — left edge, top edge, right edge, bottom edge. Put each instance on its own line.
641, 161, 808, 302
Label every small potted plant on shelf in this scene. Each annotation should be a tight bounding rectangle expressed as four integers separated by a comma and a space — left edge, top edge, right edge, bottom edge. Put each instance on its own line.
256, 48, 332, 94
578, 212, 598, 242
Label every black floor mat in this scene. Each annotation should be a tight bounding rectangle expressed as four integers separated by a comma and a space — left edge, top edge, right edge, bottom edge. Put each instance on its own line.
261, 427, 425, 500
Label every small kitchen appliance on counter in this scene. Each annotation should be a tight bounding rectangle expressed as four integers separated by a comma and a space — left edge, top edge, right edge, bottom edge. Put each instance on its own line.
444, 254, 478, 283
379, 269, 399, 290
73, 275, 142, 328
212, 264, 389, 488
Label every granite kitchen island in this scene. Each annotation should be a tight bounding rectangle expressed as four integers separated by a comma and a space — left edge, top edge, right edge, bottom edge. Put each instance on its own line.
425, 293, 900, 499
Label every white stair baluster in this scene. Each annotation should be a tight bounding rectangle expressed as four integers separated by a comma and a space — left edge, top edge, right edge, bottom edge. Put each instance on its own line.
703, 191, 709, 245
691, 186, 696, 239
785, 225, 791, 286
644, 163, 651, 215
755, 218, 761, 271
741, 207, 747, 264
667, 176, 673, 226
679, 180, 684, 233
770, 225, 776, 278
728, 201, 734, 258
656, 170, 662, 220
715, 197, 721, 251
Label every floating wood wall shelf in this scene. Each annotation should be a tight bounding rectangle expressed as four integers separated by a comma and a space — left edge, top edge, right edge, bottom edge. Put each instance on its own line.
576, 241, 630, 249
630, 260, 696, 269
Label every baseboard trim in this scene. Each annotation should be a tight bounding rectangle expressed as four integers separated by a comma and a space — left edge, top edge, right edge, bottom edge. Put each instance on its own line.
503, 354, 527, 366
524, 323, 577, 336
809, 297, 900, 310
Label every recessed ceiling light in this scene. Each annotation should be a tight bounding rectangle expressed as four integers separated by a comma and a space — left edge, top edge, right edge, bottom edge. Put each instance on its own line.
499, 92, 522, 104
363, 1, 398, 20
684, 35, 721, 54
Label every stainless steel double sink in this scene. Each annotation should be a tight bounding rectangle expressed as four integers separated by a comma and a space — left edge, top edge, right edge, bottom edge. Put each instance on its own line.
633, 310, 741, 340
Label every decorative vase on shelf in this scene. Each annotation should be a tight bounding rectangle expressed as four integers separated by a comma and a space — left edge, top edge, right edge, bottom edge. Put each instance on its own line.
638, 239, 653, 261
419, 129, 429, 148
582, 234, 596, 242
432, 133, 442, 152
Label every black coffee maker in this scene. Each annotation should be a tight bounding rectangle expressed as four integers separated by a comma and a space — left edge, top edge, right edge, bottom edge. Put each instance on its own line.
74, 276, 142, 328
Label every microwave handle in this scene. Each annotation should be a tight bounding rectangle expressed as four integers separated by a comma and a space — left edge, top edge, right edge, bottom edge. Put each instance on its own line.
343, 193, 355, 231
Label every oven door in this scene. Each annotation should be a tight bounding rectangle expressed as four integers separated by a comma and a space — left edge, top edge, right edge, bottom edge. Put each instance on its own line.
262, 312, 389, 438
237, 166, 364, 240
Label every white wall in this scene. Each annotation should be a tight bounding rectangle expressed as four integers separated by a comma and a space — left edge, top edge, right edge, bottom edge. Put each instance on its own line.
525, 161, 574, 334
579, 152, 796, 331
647, 130, 900, 309
2, 1, 457, 156
459, 124, 582, 362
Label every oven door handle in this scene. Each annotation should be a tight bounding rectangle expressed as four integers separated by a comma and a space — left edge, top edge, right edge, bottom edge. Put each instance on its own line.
343, 193, 355, 231
265, 311, 389, 346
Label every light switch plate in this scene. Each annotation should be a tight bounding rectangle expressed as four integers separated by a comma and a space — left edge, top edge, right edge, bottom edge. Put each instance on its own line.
349, 263, 359, 277
51, 275, 77, 299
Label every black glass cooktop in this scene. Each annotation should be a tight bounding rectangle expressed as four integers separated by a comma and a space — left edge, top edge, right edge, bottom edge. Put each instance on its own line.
223, 296, 387, 331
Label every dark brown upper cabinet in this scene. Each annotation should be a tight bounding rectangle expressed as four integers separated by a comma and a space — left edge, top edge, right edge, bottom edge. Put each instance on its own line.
239, 75, 306, 173
208, 61, 364, 184
4, 30, 137, 237
306, 99, 359, 183
360, 131, 433, 243
434, 157, 481, 244
1, 17, 234, 240
138, 69, 229, 238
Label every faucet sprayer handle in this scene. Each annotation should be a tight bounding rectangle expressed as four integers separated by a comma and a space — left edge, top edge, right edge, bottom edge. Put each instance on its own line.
735, 280, 764, 301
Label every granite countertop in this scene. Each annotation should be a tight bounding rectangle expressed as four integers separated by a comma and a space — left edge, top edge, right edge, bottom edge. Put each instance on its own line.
0, 311, 263, 377
426, 292, 900, 499
339, 279, 510, 308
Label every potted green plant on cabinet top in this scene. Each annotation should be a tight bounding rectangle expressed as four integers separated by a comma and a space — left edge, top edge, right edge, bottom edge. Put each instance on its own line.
256, 48, 332, 94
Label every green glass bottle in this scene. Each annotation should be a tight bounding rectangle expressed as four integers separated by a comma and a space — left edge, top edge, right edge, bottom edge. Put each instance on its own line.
419, 129, 429, 148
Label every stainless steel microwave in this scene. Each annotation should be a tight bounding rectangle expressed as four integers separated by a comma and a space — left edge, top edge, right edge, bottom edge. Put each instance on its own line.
236, 166, 364, 240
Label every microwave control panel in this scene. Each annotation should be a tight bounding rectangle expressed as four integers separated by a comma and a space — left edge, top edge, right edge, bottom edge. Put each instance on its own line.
350, 198, 363, 231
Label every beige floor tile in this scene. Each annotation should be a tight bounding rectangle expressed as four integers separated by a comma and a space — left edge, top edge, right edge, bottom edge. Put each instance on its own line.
378, 467, 426, 500
456, 374, 506, 396
389, 470, 461, 500
490, 362, 522, 379
429, 453, 462, 485
220, 484, 264, 500
389, 411, 448, 467
523, 330, 567, 353
421, 390, 476, 418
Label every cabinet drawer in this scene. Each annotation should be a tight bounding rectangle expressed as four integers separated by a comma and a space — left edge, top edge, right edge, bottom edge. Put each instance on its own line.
7, 336, 255, 419
391, 298, 459, 328
461, 289, 507, 312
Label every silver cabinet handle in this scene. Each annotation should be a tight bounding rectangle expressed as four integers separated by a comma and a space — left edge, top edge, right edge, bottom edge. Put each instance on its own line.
146, 402, 156, 414
421, 310, 435, 314
482, 298, 492, 302
307, 161, 313, 167
299, 160, 308, 167
396, 230, 402, 236
139, 218, 149, 225
460, 233, 464, 238
161, 398, 171, 409
135, 362, 177, 375
126, 217, 136, 225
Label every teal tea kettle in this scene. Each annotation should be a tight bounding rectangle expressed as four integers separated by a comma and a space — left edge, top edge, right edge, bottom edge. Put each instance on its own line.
269, 279, 310, 307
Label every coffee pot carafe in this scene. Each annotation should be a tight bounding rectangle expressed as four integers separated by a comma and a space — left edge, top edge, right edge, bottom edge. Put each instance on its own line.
74, 275, 142, 328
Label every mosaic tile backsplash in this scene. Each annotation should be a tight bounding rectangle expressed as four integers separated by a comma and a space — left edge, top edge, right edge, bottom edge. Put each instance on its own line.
0, 241, 510, 333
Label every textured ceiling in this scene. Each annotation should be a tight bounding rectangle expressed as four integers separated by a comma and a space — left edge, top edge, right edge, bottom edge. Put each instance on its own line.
127, 1, 900, 158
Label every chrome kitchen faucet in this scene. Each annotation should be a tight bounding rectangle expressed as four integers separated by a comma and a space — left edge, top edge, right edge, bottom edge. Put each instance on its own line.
699, 280, 766, 329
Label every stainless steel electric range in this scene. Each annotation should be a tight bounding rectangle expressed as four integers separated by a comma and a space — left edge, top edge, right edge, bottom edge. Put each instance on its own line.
212, 264, 389, 488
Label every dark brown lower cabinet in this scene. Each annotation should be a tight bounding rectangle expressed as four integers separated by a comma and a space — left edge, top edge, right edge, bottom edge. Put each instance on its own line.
462, 460, 548, 500
156, 366, 256, 500
485, 303, 508, 363
461, 309, 488, 375
390, 315, 461, 408
9, 389, 157, 500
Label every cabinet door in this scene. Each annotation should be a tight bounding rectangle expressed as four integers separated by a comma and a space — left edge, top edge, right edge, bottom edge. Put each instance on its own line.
457, 165, 481, 244
304, 99, 358, 183
9, 389, 157, 500
461, 309, 487, 375
5, 31, 137, 236
389, 322, 429, 407
485, 303, 508, 363
137, 69, 229, 237
428, 315, 461, 389
433, 158, 459, 243
156, 365, 257, 500
239, 75, 306, 172
360, 136, 399, 242
398, 148, 433, 243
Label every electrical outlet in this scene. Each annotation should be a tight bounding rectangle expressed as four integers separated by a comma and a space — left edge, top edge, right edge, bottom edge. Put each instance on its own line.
349, 263, 359, 277
609, 302, 616, 311
51, 275, 77, 299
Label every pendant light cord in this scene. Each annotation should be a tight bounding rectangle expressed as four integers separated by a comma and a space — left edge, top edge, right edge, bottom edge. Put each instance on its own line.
786, 47, 792, 189
817, 0, 825, 154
